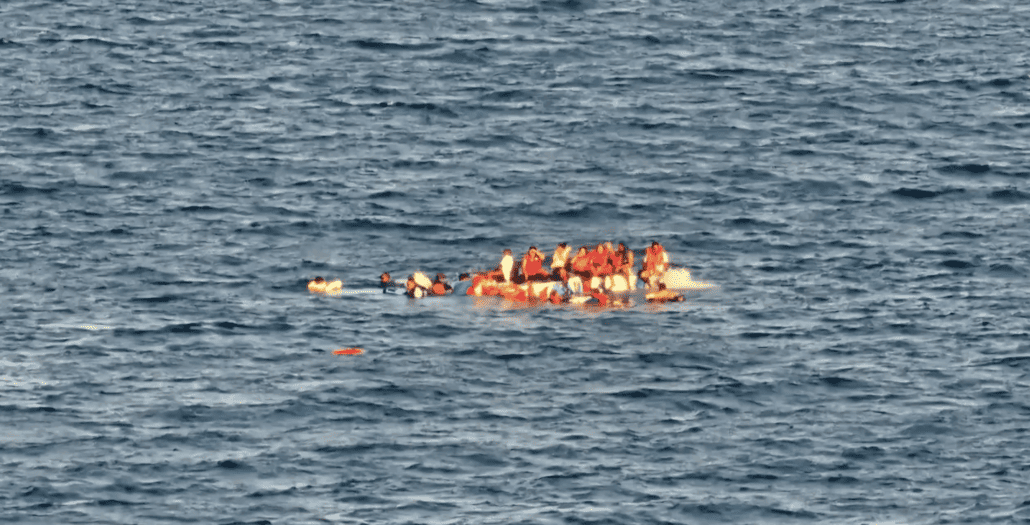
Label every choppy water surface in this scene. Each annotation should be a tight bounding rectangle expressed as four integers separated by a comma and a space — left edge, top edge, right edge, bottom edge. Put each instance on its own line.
3, 1, 1030, 523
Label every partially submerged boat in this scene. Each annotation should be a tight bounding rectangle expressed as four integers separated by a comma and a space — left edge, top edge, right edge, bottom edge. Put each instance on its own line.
307, 244, 717, 308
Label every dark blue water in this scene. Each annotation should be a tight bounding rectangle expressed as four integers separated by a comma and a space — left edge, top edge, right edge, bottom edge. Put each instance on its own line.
3, 1, 1029, 523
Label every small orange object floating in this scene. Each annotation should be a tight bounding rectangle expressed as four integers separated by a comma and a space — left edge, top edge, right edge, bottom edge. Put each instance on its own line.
332, 348, 364, 356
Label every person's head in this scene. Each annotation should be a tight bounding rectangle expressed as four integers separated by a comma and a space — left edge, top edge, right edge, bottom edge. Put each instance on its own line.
577, 247, 588, 256
503, 249, 512, 255
604, 241, 613, 251
558, 242, 567, 249
651, 241, 660, 248
313, 277, 325, 284
595, 243, 604, 252
529, 246, 537, 252
406, 277, 415, 291
435, 273, 447, 282
458, 272, 470, 281
380, 272, 390, 283
617, 242, 626, 252
658, 283, 667, 291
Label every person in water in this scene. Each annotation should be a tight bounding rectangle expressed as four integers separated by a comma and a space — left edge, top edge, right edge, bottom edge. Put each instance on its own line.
308, 276, 327, 293
380, 272, 397, 293
308, 276, 342, 294
646, 283, 684, 303
405, 276, 429, 299
431, 273, 453, 295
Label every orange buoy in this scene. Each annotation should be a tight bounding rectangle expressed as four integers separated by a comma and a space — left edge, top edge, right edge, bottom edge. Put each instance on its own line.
332, 348, 364, 356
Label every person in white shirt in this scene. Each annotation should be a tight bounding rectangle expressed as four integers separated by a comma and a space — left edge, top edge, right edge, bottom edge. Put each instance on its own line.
550, 242, 571, 281
498, 249, 514, 284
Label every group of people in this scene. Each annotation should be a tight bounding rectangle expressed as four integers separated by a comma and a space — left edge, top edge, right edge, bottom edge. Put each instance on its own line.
312, 241, 684, 305
463, 240, 683, 304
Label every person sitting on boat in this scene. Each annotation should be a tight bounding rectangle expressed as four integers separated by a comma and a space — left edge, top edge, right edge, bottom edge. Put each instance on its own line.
597, 243, 616, 276
646, 283, 684, 303
520, 246, 550, 282
550, 242, 571, 281
586, 243, 613, 291
431, 273, 453, 295
568, 246, 592, 293
641, 240, 670, 289
604, 241, 617, 270
615, 242, 634, 279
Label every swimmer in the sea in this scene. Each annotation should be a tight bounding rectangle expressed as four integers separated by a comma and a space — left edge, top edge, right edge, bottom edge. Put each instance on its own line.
646, 283, 683, 303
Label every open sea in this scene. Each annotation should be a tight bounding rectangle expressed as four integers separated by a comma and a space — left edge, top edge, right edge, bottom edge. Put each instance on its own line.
3, 1, 1030, 523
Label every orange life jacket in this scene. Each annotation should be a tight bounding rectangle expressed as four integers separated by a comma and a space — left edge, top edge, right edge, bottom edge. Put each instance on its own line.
523, 253, 544, 277
432, 282, 447, 295
572, 255, 589, 273
645, 245, 667, 272
589, 250, 610, 275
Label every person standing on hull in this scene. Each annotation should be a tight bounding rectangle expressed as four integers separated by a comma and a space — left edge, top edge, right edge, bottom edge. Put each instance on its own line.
498, 249, 515, 284
641, 240, 670, 290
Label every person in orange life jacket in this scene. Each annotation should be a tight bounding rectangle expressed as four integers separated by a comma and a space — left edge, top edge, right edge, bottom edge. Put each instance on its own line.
570, 246, 591, 279
380, 272, 398, 293
431, 273, 452, 295
550, 242, 571, 281
589, 243, 613, 277
645, 241, 670, 272
520, 246, 549, 282
405, 276, 427, 298
568, 246, 592, 292
641, 240, 670, 289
